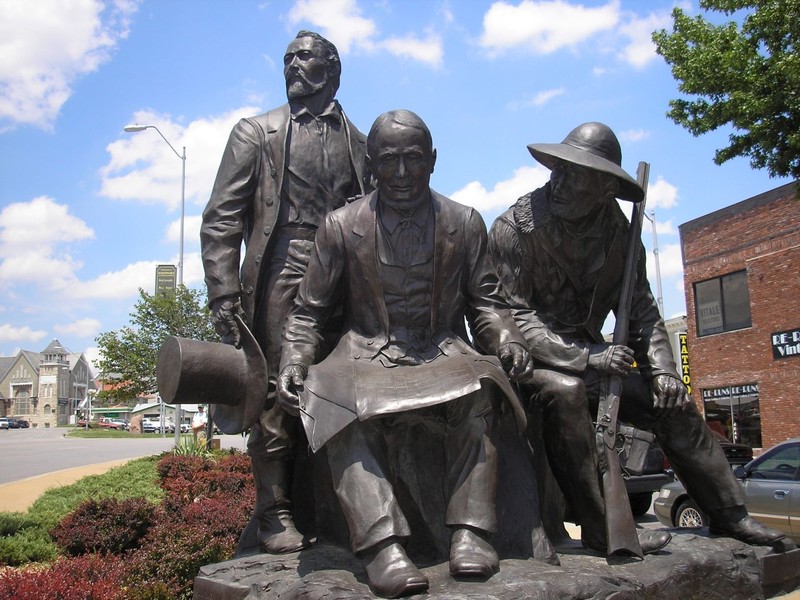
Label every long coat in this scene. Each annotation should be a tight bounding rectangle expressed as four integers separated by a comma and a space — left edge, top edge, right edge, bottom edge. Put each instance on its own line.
200, 103, 369, 328
488, 183, 678, 380
280, 189, 528, 451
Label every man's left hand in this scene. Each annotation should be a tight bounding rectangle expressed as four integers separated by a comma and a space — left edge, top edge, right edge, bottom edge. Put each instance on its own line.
277, 364, 307, 417
651, 374, 690, 417
498, 342, 533, 382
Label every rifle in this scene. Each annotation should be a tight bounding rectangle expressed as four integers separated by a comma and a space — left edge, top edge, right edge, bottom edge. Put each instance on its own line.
595, 161, 650, 558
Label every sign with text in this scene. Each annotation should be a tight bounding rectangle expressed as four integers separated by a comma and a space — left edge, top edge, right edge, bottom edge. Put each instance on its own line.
155, 264, 177, 297
678, 332, 691, 395
701, 383, 759, 402
771, 327, 800, 360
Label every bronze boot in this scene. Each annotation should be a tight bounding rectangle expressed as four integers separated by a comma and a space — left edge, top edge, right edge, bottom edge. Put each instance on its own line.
252, 458, 310, 554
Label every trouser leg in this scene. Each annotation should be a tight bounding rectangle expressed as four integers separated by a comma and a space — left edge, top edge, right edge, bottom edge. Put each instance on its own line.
526, 369, 606, 547
444, 383, 498, 533
326, 419, 410, 555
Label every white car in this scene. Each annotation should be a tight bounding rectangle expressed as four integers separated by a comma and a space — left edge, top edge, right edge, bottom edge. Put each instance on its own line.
0, 417, 9, 430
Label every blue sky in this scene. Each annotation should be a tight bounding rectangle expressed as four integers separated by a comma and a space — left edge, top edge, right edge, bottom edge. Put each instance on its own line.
0, 0, 791, 369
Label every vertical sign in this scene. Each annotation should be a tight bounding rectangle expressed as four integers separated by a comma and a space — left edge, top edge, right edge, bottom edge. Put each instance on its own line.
678, 332, 691, 395
155, 264, 177, 297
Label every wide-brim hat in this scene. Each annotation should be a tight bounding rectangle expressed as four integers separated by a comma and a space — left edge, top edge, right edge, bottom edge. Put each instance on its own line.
527, 122, 644, 202
157, 315, 266, 435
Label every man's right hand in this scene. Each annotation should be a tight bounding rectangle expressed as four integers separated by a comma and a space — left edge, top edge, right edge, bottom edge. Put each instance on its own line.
210, 295, 244, 346
277, 364, 307, 417
588, 344, 635, 377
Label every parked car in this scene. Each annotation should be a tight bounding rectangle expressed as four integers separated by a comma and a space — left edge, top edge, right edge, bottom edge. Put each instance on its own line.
11, 417, 29, 428
0, 417, 9, 430
654, 437, 800, 542
712, 431, 754, 466
109, 419, 129, 431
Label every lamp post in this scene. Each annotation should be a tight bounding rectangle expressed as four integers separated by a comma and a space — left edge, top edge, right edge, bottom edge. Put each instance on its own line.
124, 124, 185, 445
643, 209, 664, 317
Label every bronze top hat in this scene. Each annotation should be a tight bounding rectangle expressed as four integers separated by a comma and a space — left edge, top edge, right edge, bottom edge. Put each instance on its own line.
527, 122, 644, 202
157, 315, 266, 435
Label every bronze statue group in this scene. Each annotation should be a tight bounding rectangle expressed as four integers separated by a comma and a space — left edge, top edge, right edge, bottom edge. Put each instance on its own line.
167, 31, 796, 598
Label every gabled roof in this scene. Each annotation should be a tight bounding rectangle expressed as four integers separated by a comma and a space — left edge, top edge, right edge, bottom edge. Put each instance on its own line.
41, 339, 67, 355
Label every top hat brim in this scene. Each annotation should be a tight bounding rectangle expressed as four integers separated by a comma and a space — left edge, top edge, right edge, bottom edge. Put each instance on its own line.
528, 143, 644, 202
210, 315, 267, 435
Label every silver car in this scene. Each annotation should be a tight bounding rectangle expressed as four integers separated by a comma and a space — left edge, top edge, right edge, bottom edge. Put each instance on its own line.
654, 437, 800, 542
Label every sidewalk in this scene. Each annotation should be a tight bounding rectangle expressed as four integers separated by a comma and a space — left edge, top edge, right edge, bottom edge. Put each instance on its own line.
0, 458, 137, 513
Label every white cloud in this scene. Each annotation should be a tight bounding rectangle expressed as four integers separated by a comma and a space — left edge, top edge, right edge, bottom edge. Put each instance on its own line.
648, 176, 679, 209
619, 128, 650, 143
450, 164, 550, 213
382, 33, 444, 68
647, 244, 683, 279
55, 318, 102, 337
0, 323, 48, 345
287, 0, 376, 54
479, 0, 621, 55
68, 260, 162, 300
508, 87, 566, 110
166, 215, 203, 249
286, 0, 444, 67
617, 10, 672, 69
0, 0, 140, 130
0, 196, 94, 289
100, 106, 260, 210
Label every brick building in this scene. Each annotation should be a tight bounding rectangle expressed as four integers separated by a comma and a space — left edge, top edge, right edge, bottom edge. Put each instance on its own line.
679, 181, 800, 450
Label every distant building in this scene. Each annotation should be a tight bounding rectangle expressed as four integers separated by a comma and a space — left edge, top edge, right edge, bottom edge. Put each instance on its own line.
680, 181, 800, 449
0, 340, 95, 427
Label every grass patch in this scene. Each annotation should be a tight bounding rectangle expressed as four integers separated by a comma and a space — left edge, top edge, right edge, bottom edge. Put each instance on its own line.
66, 428, 138, 439
0, 456, 164, 566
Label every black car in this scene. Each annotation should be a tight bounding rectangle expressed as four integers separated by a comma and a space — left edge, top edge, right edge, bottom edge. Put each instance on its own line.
712, 430, 753, 465
10, 417, 30, 428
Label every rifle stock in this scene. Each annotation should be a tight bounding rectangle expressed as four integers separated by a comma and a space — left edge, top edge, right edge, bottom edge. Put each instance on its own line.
596, 161, 650, 557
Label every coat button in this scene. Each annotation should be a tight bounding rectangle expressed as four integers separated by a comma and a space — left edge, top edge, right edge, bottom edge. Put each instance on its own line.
265, 196, 274, 206
354, 353, 360, 359
255, 255, 261, 264
264, 226, 271, 235
245, 286, 254, 295
367, 339, 374, 346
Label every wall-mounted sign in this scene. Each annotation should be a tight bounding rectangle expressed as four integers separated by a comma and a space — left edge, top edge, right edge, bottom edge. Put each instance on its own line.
771, 327, 800, 360
678, 332, 691, 394
155, 264, 177, 297
701, 383, 759, 402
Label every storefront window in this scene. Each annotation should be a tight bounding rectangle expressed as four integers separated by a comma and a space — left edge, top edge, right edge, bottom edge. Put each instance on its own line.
702, 384, 762, 448
695, 270, 752, 336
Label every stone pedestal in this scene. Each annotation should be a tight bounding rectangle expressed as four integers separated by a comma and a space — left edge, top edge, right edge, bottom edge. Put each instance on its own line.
196, 532, 800, 599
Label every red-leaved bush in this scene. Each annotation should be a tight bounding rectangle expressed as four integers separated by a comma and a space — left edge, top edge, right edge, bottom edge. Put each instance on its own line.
0, 554, 127, 600
50, 497, 158, 556
5, 450, 255, 599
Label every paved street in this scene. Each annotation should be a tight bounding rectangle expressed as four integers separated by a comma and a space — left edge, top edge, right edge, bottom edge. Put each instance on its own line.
0, 426, 247, 485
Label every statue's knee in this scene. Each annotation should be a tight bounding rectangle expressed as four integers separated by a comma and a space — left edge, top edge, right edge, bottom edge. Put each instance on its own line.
536, 373, 585, 411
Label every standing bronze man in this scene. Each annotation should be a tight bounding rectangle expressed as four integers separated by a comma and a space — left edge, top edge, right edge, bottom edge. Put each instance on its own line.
278, 110, 532, 598
488, 122, 794, 552
200, 31, 369, 554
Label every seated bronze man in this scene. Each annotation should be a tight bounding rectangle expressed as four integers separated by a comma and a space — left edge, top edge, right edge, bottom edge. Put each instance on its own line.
278, 109, 532, 598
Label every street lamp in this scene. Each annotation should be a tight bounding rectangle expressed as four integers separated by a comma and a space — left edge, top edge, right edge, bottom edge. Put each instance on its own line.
123, 124, 186, 286
643, 209, 664, 317
124, 123, 185, 445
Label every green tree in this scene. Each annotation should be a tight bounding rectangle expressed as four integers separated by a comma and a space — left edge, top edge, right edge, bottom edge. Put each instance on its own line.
95, 287, 218, 401
653, 0, 800, 185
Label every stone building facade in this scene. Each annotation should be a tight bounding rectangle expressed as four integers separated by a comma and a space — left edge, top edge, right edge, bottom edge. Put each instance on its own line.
0, 340, 93, 427
679, 181, 800, 449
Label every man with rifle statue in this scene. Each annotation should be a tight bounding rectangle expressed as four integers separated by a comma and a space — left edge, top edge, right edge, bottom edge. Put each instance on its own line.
488, 122, 795, 556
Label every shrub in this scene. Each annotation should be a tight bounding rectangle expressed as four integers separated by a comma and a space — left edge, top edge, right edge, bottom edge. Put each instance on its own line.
0, 554, 126, 600
0, 526, 58, 566
0, 512, 36, 536
50, 497, 158, 556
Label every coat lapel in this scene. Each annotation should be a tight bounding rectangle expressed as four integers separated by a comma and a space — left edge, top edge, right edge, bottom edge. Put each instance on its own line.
431, 191, 456, 331
353, 193, 389, 331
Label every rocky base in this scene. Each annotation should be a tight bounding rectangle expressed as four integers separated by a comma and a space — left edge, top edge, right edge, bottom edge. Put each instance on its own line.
195, 529, 800, 599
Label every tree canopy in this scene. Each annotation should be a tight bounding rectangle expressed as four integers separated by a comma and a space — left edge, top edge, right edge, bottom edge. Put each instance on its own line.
653, 0, 800, 184
95, 286, 218, 401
